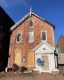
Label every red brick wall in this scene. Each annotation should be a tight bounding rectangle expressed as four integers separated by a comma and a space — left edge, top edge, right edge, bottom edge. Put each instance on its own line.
58, 36, 64, 53
8, 15, 55, 68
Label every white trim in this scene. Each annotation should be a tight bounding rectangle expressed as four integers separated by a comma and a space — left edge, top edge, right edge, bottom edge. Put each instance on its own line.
34, 41, 55, 52
28, 18, 34, 28
10, 12, 45, 31
16, 32, 22, 43
10, 11, 54, 31
51, 69, 59, 71
55, 56, 57, 68
34, 53, 51, 73
10, 13, 30, 31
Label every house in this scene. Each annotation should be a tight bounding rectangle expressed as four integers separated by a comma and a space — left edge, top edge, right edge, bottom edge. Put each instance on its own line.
58, 35, 64, 53
8, 9, 59, 73
57, 35, 64, 65
55, 44, 61, 54
0, 6, 15, 71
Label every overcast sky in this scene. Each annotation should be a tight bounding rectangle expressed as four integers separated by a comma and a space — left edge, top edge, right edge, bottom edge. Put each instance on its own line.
0, 0, 64, 44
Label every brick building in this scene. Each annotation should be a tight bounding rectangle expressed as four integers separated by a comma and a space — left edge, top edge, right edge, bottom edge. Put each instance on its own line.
58, 35, 64, 53
8, 9, 59, 73
0, 6, 15, 71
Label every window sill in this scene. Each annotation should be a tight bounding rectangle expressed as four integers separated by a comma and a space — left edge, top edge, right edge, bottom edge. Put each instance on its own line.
16, 42, 22, 43
41, 40, 47, 42
29, 26, 34, 28
28, 41, 34, 43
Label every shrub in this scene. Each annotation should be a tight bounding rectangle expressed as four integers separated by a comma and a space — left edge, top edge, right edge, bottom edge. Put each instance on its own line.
20, 66, 27, 72
12, 63, 19, 72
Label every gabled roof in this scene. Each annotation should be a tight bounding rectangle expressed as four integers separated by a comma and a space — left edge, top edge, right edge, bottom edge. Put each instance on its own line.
10, 9, 55, 31
33, 41, 55, 52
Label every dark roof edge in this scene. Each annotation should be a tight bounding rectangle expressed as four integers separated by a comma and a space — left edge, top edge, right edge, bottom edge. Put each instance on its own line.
44, 20, 55, 29
31, 12, 55, 29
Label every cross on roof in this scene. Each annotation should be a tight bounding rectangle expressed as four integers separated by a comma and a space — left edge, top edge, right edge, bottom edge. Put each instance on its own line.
30, 6, 32, 16
30, 6, 32, 12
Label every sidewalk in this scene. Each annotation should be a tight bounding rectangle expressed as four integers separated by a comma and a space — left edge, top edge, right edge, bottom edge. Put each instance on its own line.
0, 73, 64, 80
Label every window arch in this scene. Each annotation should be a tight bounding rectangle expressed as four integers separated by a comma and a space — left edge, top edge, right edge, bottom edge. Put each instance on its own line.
29, 19, 33, 28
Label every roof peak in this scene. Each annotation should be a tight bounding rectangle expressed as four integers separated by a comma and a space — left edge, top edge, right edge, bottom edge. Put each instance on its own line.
10, 10, 55, 31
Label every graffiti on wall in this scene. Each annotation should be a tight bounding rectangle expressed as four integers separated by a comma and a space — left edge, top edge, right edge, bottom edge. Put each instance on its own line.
36, 58, 44, 67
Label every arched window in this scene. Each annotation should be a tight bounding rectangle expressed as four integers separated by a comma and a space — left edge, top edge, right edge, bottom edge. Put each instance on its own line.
29, 19, 33, 28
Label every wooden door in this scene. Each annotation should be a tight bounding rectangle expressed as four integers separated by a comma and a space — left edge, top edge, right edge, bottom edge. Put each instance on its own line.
15, 51, 21, 66
42, 56, 49, 70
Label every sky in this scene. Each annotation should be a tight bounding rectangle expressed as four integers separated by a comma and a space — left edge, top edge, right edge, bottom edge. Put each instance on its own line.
0, 0, 64, 44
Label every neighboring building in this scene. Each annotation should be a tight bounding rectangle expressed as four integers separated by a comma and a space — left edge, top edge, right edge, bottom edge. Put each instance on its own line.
8, 9, 59, 73
56, 35, 64, 65
55, 44, 61, 54
58, 35, 64, 53
0, 6, 15, 71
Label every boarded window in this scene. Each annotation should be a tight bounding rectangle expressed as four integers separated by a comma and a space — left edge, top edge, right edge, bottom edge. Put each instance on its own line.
15, 51, 21, 66
42, 56, 49, 70
27, 52, 34, 65
28, 31, 34, 42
